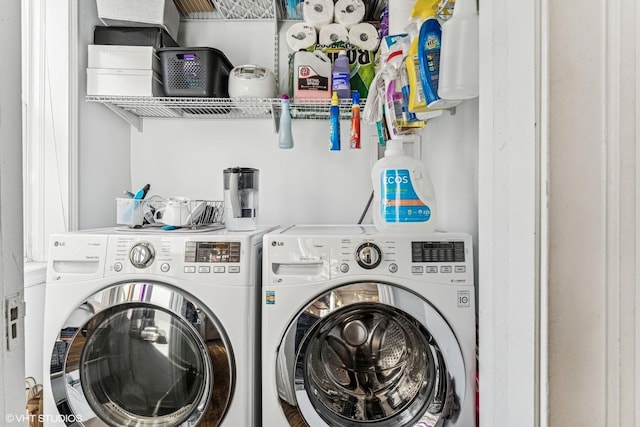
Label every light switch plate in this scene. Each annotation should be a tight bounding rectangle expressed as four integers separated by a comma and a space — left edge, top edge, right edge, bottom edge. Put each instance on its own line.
5, 293, 25, 352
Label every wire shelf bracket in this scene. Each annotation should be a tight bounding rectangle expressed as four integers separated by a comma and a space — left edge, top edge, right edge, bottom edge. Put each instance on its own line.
103, 102, 143, 132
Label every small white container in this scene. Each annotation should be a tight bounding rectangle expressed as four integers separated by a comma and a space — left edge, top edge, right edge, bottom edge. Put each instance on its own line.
88, 45, 161, 74
87, 68, 163, 97
116, 198, 146, 226
96, 0, 180, 41
228, 65, 277, 99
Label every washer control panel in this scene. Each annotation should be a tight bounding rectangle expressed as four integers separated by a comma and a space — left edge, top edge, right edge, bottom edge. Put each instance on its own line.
411, 241, 466, 263
265, 226, 473, 286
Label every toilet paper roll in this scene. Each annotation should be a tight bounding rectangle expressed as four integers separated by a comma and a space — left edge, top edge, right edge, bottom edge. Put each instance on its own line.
303, 0, 334, 30
348, 22, 380, 51
319, 23, 349, 46
286, 22, 317, 51
334, 0, 366, 29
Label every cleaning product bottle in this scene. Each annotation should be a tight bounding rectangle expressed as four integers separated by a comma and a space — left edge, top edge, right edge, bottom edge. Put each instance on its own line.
350, 91, 361, 148
405, 0, 460, 111
382, 41, 426, 139
405, 0, 436, 113
329, 91, 341, 150
332, 50, 351, 99
278, 94, 294, 149
438, 0, 479, 100
293, 50, 332, 99
371, 138, 437, 232
399, 61, 421, 124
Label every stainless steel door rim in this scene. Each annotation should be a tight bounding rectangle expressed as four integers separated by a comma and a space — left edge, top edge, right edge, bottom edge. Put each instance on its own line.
49, 281, 234, 427
275, 282, 465, 427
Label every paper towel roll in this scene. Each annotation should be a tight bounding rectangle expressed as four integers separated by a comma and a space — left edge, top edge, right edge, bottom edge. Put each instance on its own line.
286, 22, 317, 51
303, 0, 334, 31
319, 23, 349, 46
348, 22, 380, 51
334, 0, 365, 29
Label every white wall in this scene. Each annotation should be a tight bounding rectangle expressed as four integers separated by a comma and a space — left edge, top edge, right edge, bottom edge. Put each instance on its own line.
77, 0, 131, 229
546, 0, 639, 424
1, 0, 26, 420
24, 278, 45, 384
22, 0, 74, 261
477, 0, 540, 424
130, 100, 478, 235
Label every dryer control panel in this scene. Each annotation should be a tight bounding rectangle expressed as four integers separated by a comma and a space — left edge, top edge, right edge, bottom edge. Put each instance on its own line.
103, 234, 255, 286
184, 241, 242, 263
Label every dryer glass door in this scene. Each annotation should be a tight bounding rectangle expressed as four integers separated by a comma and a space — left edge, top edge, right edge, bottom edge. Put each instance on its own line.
277, 282, 465, 427
51, 282, 233, 427
81, 305, 209, 425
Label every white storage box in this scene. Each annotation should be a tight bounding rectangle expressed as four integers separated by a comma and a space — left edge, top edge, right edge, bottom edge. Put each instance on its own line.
88, 45, 161, 73
87, 68, 163, 96
96, 0, 180, 41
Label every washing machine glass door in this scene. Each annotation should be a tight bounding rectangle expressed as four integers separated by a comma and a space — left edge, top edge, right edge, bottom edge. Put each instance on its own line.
51, 281, 233, 427
276, 282, 465, 427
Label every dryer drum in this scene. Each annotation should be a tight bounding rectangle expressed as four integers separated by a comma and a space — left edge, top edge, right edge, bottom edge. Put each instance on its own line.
80, 305, 208, 425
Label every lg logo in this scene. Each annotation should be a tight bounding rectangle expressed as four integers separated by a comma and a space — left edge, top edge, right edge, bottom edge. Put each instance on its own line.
271, 241, 284, 247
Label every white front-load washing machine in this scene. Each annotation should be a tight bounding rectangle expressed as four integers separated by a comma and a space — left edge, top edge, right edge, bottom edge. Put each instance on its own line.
262, 225, 476, 427
42, 226, 276, 427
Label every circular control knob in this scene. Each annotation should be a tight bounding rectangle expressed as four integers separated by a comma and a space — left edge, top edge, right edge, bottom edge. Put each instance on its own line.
113, 262, 123, 272
355, 243, 382, 269
129, 242, 155, 269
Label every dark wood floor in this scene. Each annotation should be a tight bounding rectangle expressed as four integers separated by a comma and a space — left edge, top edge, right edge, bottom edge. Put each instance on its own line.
281, 401, 309, 427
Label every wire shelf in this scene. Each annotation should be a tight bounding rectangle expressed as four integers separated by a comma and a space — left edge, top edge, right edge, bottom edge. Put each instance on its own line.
173, 0, 283, 20
86, 96, 367, 124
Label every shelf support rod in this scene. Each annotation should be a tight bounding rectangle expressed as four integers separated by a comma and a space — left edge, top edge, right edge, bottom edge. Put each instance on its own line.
272, 100, 280, 133
103, 103, 143, 132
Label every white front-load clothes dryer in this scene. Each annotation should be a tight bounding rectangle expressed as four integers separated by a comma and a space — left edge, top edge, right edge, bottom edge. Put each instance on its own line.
42, 226, 276, 427
262, 225, 476, 427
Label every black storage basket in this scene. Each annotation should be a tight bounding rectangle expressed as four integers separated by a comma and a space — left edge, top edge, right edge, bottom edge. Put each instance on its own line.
158, 47, 233, 97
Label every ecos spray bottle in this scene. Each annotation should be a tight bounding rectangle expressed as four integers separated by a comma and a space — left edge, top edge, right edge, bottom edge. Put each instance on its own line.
371, 138, 437, 232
